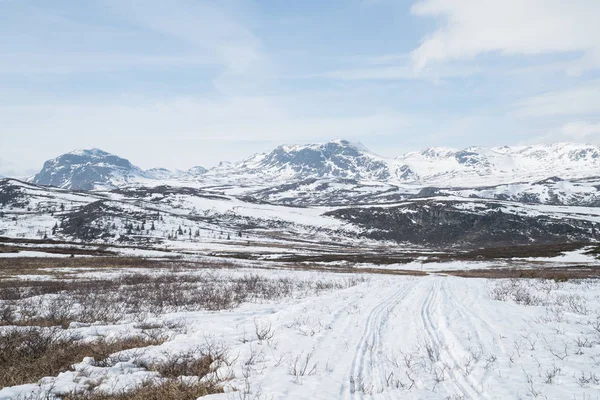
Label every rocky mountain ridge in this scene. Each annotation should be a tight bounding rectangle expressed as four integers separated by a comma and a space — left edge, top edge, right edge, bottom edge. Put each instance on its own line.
31, 149, 207, 190
26, 140, 600, 191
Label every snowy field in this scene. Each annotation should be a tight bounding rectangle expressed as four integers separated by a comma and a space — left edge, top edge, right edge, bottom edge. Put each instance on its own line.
1, 259, 600, 400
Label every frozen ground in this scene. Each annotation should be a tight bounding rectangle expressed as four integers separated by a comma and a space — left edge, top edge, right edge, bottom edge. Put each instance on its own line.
2, 263, 600, 400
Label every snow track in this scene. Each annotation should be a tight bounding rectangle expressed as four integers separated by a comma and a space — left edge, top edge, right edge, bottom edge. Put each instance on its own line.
268, 276, 506, 399
346, 285, 412, 400
244, 275, 600, 399
419, 279, 485, 399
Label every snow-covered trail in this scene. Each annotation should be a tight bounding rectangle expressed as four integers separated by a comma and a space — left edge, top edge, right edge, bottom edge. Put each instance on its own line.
233, 275, 539, 400
250, 277, 417, 400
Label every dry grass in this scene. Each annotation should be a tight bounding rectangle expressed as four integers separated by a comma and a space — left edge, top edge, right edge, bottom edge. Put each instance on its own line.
282, 262, 427, 276
144, 352, 216, 379
0, 328, 165, 388
445, 266, 600, 280
0, 244, 117, 256
62, 379, 222, 400
1, 269, 369, 328
0, 257, 188, 277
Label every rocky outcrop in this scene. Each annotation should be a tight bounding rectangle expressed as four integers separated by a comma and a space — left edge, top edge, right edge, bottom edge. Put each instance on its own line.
326, 200, 600, 248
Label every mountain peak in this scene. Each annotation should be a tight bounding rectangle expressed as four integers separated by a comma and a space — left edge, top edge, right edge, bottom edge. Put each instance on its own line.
276, 139, 372, 154
32, 149, 143, 190
228, 138, 392, 181
69, 148, 111, 157
330, 138, 370, 152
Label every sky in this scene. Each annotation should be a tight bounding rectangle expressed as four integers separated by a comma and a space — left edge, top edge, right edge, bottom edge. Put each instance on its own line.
1, 0, 600, 176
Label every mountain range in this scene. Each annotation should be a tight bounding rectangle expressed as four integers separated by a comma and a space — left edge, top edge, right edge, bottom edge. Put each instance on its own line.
3, 139, 600, 249
26, 140, 600, 190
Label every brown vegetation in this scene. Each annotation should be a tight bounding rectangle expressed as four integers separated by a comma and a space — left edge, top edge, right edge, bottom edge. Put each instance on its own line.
62, 379, 222, 400
0, 328, 165, 388
445, 266, 600, 280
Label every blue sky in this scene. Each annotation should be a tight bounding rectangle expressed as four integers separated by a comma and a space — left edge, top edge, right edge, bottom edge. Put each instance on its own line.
1, 0, 600, 176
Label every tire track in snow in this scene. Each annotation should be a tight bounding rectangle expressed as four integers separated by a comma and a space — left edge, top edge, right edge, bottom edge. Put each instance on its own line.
419, 278, 485, 399
253, 284, 380, 400
438, 279, 507, 389
345, 284, 413, 400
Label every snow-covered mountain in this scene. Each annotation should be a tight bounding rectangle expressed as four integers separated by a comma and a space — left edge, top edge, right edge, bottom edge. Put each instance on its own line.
144, 166, 206, 180
188, 165, 208, 175
31, 149, 151, 190
206, 139, 408, 182
397, 143, 600, 185
30, 149, 207, 190
206, 140, 600, 186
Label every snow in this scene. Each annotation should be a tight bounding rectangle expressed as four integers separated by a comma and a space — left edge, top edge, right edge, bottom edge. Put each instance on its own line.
0, 250, 71, 258
513, 248, 600, 264
3, 270, 600, 399
395, 142, 600, 186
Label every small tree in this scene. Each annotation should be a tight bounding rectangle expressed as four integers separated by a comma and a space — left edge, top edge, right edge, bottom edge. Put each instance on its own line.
151, 221, 155, 230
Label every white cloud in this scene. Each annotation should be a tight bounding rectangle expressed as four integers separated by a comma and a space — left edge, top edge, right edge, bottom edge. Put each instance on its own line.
411, 0, 600, 73
320, 62, 483, 81
0, 1, 269, 82
560, 121, 600, 140
515, 84, 600, 117
527, 121, 600, 145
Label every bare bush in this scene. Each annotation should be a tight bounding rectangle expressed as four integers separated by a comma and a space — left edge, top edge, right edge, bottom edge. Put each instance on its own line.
289, 351, 318, 384
63, 378, 222, 400
0, 327, 164, 387
2, 272, 365, 327
133, 345, 226, 384
577, 372, 600, 387
254, 319, 275, 343
490, 279, 543, 306
544, 363, 561, 384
